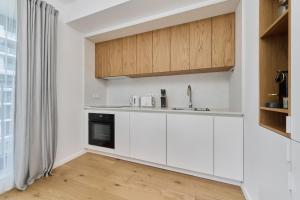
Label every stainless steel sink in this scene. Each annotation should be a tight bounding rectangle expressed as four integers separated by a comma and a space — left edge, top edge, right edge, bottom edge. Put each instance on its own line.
171, 107, 210, 111
192, 107, 210, 111
171, 107, 185, 110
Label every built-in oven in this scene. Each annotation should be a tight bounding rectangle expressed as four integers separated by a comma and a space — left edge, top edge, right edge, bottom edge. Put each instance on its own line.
88, 113, 115, 149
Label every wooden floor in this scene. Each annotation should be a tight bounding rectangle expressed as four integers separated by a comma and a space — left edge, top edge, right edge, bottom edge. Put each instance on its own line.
0, 153, 245, 200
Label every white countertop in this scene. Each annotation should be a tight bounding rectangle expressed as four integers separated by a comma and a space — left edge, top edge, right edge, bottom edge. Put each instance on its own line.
84, 105, 243, 117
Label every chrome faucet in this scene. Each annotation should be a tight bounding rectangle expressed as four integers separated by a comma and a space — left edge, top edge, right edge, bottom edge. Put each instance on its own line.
187, 85, 192, 108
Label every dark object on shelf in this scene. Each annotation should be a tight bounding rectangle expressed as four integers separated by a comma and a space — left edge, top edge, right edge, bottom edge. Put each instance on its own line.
275, 70, 288, 107
278, 0, 288, 17
265, 70, 288, 109
160, 89, 167, 108
265, 102, 281, 108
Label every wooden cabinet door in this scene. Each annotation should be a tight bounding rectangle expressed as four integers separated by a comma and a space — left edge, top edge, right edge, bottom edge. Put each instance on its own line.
167, 114, 213, 174
170, 24, 190, 71
108, 39, 123, 76
214, 117, 243, 181
130, 112, 166, 165
122, 35, 137, 75
153, 28, 171, 73
190, 18, 212, 69
212, 13, 235, 68
95, 42, 109, 78
137, 32, 153, 74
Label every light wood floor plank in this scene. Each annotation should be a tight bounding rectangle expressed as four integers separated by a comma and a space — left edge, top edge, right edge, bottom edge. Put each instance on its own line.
0, 153, 245, 200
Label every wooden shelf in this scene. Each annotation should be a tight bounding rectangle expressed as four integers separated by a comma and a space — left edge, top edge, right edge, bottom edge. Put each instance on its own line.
260, 123, 290, 138
260, 10, 289, 38
260, 107, 289, 114
259, 0, 290, 139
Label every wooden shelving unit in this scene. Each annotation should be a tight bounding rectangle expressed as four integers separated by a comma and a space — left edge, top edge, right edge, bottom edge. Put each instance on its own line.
260, 123, 288, 138
260, 10, 289, 38
260, 107, 289, 114
259, 0, 291, 138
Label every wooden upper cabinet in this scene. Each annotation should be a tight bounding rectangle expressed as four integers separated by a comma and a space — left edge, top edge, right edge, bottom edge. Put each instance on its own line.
153, 28, 171, 73
95, 42, 109, 78
212, 13, 235, 68
95, 13, 236, 78
190, 18, 212, 69
137, 32, 153, 74
108, 39, 123, 76
123, 35, 137, 75
170, 24, 190, 71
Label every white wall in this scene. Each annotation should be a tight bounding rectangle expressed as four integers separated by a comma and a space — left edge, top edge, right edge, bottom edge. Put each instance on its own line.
243, 0, 291, 200
45, 0, 86, 165
229, 1, 243, 112
84, 39, 107, 106
291, 0, 300, 142
105, 72, 231, 109
291, 0, 300, 199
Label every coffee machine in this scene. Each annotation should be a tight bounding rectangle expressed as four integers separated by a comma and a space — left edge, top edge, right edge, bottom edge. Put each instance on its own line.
276, 70, 288, 108
266, 71, 288, 108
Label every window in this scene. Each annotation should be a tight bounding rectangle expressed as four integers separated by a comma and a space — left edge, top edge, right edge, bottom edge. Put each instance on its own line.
0, 0, 16, 192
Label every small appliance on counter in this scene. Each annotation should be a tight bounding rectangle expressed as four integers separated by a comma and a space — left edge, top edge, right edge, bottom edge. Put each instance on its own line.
141, 95, 155, 107
265, 70, 288, 109
160, 89, 167, 108
130, 96, 140, 107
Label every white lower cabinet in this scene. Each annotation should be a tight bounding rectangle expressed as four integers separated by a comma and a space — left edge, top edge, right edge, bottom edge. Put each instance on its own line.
86, 109, 244, 182
167, 114, 214, 175
130, 112, 167, 165
115, 112, 130, 157
214, 116, 243, 181
292, 141, 300, 200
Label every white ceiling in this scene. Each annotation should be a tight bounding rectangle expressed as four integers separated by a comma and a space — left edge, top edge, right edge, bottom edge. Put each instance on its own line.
57, 0, 77, 4
65, 0, 240, 43
68, 0, 210, 34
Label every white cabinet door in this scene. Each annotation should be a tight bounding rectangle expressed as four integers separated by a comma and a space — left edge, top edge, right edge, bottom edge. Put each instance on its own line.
167, 114, 214, 174
292, 140, 300, 200
214, 117, 243, 181
115, 112, 130, 157
130, 112, 166, 165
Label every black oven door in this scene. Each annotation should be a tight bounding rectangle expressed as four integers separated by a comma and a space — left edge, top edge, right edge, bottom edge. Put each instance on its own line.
89, 120, 115, 149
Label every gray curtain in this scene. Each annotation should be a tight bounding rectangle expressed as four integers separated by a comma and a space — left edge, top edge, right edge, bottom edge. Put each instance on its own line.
15, 0, 58, 190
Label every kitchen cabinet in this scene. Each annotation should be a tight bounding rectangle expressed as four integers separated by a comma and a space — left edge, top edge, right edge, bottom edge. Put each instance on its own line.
167, 114, 214, 174
130, 112, 166, 164
95, 13, 235, 78
153, 28, 171, 73
214, 116, 243, 181
212, 13, 235, 68
137, 32, 153, 74
108, 39, 123, 76
95, 42, 109, 78
292, 141, 300, 200
122, 35, 137, 75
170, 24, 190, 71
115, 112, 130, 157
190, 18, 212, 69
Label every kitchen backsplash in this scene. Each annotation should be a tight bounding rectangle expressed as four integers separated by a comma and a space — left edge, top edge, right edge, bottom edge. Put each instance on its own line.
105, 72, 231, 109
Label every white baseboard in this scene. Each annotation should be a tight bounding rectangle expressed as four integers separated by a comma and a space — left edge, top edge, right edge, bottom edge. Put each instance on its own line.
53, 150, 86, 169
241, 184, 252, 200
86, 148, 242, 186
